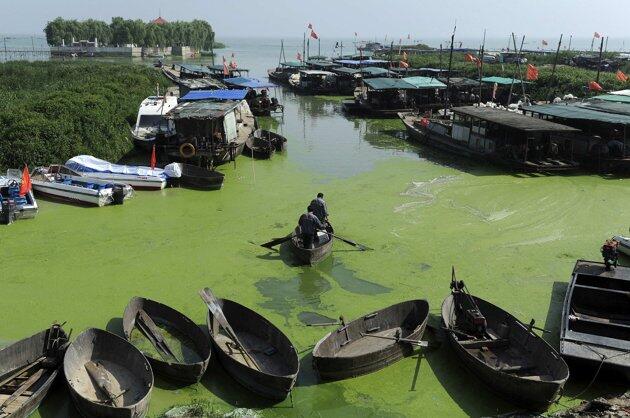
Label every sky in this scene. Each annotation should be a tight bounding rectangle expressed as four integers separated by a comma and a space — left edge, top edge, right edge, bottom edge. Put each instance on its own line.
1, 0, 628, 41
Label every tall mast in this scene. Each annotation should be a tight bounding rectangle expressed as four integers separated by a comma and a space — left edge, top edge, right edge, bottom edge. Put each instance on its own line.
443, 23, 456, 116
478, 29, 486, 105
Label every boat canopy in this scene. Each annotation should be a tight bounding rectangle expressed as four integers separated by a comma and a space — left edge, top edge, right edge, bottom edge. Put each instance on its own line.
207, 64, 249, 73
300, 70, 336, 76
591, 94, 630, 104
334, 59, 389, 66
454, 106, 581, 132
481, 76, 531, 85
165, 100, 240, 120
280, 61, 307, 68
402, 76, 447, 89
223, 77, 276, 89
180, 89, 248, 101
306, 60, 338, 68
524, 103, 630, 125
438, 77, 482, 88
178, 64, 213, 76
333, 66, 396, 77
363, 78, 417, 90
65, 155, 175, 178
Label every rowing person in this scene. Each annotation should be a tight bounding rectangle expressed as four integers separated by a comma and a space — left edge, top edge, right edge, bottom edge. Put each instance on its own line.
298, 205, 325, 249
310, 192, 328, 223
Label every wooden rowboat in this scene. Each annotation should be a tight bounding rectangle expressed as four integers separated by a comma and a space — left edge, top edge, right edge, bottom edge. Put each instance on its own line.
63, 328, 153, 418
289, 227, 333, 266
244, 135, 275, 160
171, 163, 225, 190
0, 324, 68, 418
123, 297, 212, 383
442, 279, 569, 411
312, 300, 430, 380
202, 293, 299, 400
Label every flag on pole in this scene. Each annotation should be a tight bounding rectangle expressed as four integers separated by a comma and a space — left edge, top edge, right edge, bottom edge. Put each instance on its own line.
310, 30, 319, 40
18, 164, 31, 197
588, 81, 603, 91
308, 23, 313, 29
229, 53, 237, 69
464, 53, 481, 68
399, 60, 409, 68
150, 145, 157, 169
594, 32, 601, 38
492, 83, 498, 100
297, 51, 302, 61
420, 117, 430, 127
526, 64, 539, 81
616, 70, 629, 82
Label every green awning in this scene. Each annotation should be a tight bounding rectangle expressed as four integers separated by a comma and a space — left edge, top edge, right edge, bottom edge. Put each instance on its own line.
481, 76, 530, 86
281, 61, 307, 68
363, 78, 417, 90
592, 94, 630, 104
523, 103, 630, 125
402, 76, 447, 89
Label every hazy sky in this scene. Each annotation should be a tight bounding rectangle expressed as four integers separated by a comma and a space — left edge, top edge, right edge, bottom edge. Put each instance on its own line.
1, 0, 627, 40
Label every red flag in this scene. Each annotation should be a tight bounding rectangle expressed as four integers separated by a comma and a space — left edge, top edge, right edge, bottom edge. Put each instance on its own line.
594, 32, 601, 39
18, 164, 31, 197
526, 64, 539, 81
542, 40, 548, 46
420, 117, 430, 127
616, 70, 629, 82
297, 52, 302, 61
399, 60, 409, 68
465, 53, 481, 68
588, 81, 603, 91
229, 53, 238, 69
150, 145, 157, 169
310, 30, 319, 40
222, 56, 229, 76
308, 23, 313, 30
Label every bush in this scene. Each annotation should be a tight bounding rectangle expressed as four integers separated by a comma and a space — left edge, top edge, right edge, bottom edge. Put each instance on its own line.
0, 61, 170, 170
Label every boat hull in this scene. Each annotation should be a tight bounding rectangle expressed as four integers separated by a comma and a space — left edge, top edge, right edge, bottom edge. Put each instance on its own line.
32, 182, 111, 206
73, 173, 166, 191
289, 228, 333, 265
312, 300, 429, 380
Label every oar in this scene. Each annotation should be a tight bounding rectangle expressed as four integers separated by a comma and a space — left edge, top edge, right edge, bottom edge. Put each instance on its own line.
198, 288, 261, 371
135, 310, 180, 362
360, 332, 428, 347
84, 361, 125, 407
325, 232, 373, 251
260, 234, 292, 249
306, 321, 342, 327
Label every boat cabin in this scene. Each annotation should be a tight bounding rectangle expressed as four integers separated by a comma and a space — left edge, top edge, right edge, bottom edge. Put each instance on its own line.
523, 102, 630, 172
480, 76, 531, 105
207, 64, 250, 80
163, 64, 226, 95
132, 95, 179, 146
267, 61, 308, 84
306, 60, 339, 71
402, 76, 447, 111
164, 100, 256, 165
439, 77, 491, 106
223, 77, 283, 116
289, 70, 338, 95
333, 66, 399, 95
333, 58, 390, 69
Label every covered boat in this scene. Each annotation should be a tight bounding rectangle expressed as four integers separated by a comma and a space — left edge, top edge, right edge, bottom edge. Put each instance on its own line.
123, 297, 212, 383
131, 94, 178, 150
65, 156, 170, 190
31, 165, 133, 207
169, 163, 225, 190
442, 278, 569, 410
267, 61, 307, 84
289, 227, 333, 265
200, 289, 299, 400
162, 64, 226, 96
63, 328, 153, 418
560, 260, 630, 375
223, 77, 283, 116
399, 106, 581, 172
312, 300, 429, 380
288, 70, 338, 95
0, 169, 38, 223
0, 324, 68, 418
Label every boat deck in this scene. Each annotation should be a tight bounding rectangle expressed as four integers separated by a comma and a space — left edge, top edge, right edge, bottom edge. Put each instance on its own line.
215, 332, 285, 376
335, 327, 401, 358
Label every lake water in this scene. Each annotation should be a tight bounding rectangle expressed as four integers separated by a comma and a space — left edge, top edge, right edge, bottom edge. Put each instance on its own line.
0, 37, 628, 417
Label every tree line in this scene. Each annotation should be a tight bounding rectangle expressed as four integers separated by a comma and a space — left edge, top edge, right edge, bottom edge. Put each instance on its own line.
44, 17, 217, 50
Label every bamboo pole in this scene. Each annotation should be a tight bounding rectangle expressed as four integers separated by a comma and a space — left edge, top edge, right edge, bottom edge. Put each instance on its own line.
478, 29, 486, 105
443, 24, 456, 116
596, 37, 604, 83
552, 34, 563, 76
567, 34, 572, 51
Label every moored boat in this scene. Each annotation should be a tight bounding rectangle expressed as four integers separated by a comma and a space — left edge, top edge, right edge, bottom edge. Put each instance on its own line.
131, 94, 178, 150
289, 227, 333, 265
312, 300, 430, 380
244, 130, 281, 159
0, 324, 68, 418
200, 289, 299, 400
0, 170, 38, 222
560, 260, 630, 375
442, 277, 569, 410
123, 297, 212, 383
613, 235, 630, 257
170, 163, 225, 190
63, 328, 153, 418
66, 155, 168, 191
31, 165, 133, 207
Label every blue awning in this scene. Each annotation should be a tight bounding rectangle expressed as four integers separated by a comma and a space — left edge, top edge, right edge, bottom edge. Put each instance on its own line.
223, 77, 276, 89
180, 89, 248, 102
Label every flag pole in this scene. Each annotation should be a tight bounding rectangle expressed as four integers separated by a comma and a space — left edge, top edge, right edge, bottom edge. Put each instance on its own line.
590, 36, 595, 52
443, 23, 456, 117
307, 37, 310, 60
567, 34, 572, 51
552, 34, 563, 77
604, 36, 609, 53
478, 29, 486, 105
596, 36, 604, 83
303, 33, 306, 64
318, 38, 321, 57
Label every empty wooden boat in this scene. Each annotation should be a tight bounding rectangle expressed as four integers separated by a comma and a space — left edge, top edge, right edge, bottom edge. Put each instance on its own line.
289, 227, 333, 266
0, 324, 68, 418
63, 328, 153, 418
312, 300, 430, 380
560, 260, 630, 375
442, 278, 569, 411
122, 297, 211, 383
169, 163, 225, 190
200, 289, 299, 400
244, 130, 278, 160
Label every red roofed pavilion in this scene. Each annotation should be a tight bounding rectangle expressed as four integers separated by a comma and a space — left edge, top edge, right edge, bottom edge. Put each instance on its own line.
152, 16, 167, 25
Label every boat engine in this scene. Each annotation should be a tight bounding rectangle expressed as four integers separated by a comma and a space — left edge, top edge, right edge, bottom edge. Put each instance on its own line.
0, 198, 17, 225
601, 239, 619, 271
464, 308, 487, 336
112, 185, 126, 205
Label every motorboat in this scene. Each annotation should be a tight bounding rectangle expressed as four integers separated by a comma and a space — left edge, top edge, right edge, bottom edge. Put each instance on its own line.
132, 94, 178, 149
0, 169, 38, 222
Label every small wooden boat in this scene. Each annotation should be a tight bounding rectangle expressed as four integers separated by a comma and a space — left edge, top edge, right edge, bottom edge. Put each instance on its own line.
244, 130, 277, 160
169, 163, 225, 190
312, 300, 430, 380
200, 289, 299, 400
0, 324, 68, 418
31, 165, 133, 207
289, 227, 333, 265
63, 328, 153, 418
613, 235, 630, 257
255, 129, 287, 152
442, 277, 569, 410
560, 260, 630, 375
122, 297, 211, 383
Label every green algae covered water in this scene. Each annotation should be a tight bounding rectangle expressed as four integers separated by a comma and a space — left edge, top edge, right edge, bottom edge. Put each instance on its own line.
1, 40, 629, 417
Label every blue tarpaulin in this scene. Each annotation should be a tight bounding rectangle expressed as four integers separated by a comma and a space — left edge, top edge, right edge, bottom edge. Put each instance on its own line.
223, 77, 277, 89
180, 89, 248, 101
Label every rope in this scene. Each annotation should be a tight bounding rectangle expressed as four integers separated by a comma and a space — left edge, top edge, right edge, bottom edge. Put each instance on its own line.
567, 344, 630, 401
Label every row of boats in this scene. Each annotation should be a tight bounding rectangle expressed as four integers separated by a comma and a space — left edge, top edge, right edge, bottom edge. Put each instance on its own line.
2, 258, 627, 417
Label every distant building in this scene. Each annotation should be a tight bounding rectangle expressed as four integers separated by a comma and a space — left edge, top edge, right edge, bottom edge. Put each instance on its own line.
68, 37, 98, 48
152, 16, 167, 25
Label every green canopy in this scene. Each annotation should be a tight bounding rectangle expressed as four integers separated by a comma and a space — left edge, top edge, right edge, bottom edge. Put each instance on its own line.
523, 103, 630, 125
363, 78, 416, 90
281, 61, 307, 68
402, 76, 447, 89
592, 94, 630, 104
481, 76, 530, 86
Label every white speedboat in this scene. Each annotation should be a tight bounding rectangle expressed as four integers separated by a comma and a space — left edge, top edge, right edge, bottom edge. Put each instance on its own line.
65, 155, 171, 190
31, 165, 133, 207
132, 94, 178, 149
613, 235, 630, 257
0, 169, 38, 221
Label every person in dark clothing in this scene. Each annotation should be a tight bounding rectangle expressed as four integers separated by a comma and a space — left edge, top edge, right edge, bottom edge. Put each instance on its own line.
310, 192, 329, 223
298, 205, 325, 249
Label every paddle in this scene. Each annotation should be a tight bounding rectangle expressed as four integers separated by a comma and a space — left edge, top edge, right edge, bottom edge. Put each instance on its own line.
84, 361, 126, 407
360, 332, 429, 347
0, 368, 45, 411
198, 288, 262, 371
135, 309, 180, 363
324, 232, 373, 251
260, 234, 292, 249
